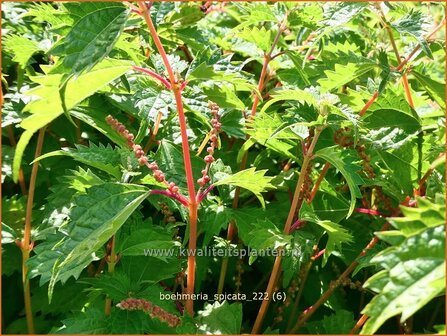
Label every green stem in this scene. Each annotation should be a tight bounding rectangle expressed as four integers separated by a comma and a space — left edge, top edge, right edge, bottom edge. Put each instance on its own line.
21, 127, 46, 334
7, 125, 27, 195
104, 235, 117, 316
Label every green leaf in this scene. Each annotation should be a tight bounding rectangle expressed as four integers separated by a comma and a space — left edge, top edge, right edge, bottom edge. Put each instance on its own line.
245, 3, 278, 24
300, 202, 353, 266
306, 309, 355, 334
244, 218, 292, 250
287, 4, 323, 30
133, 85, 175, 122
318, 62, 377, 93
259, 89, 317, 115
213, 168, 275, 208
361, 198, 446, 334
200, 203, 232, 247
237, 26, 273, 53
386, 197, 445, 236
245, 112, 305, 160
314, 146, 363, 217
201, 84, 245, 109
187, 62, 259, 94
24, 2, 73, 28
412, 71, 446, 109
59, 307, 109, 334
34, 142, 122, 179
282, 230, 315, 286
116, 227, 180, 259
162, 3, 203, 28
51, 183, 149, 284
322, 2, 368, 28
3, 35, 44, 68
392, 10, 433, 59
28, 183, 148, 292
364, 90, 421, 133
197, 301, 243, 334
2, 243, 22, 276
71, 96, 130, 148
13, 59, 132, 182
154, 140, 203, 190
434, 325, 446, 335
2, 195, 26, 235
51, 2, 128, 75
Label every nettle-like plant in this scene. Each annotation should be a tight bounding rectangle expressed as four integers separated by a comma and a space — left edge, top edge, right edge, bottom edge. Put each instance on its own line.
2, 1, 446, 335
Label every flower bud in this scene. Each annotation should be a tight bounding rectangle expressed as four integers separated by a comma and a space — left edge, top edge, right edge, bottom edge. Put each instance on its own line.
117, 124, 126, 133
148, 162, 158, 170
138, 156, 148, 165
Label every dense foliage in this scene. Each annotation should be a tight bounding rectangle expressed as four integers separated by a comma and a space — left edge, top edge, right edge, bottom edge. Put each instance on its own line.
2, 1, 446, 334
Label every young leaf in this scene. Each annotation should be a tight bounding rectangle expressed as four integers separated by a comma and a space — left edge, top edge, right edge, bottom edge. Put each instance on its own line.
213, 168, 275, 208
236, 26, 273, 53
12, 59, 131, 182
314, 146, 363, 217
3, 35, 44, 68
259, 89, 318, 115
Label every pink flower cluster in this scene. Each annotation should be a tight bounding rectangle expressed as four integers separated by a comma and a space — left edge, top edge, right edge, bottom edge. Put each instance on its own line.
197, 102, 221, 187
105, 115, 180, 198
116, 297, 181, 328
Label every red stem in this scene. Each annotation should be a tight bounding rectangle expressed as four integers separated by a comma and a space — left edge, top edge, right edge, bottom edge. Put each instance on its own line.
133, 66, 171, 90
312, 248, 325, 260
21, 127, 46, 334
359, 91, 378, 117
138, 1, 198, 316
251, 126, 323, 334
307, 162, 331, 203
225, 16, 287, 243
351, 314, 369, 334
354, 208, 384, 216
150, 190, 188, 207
